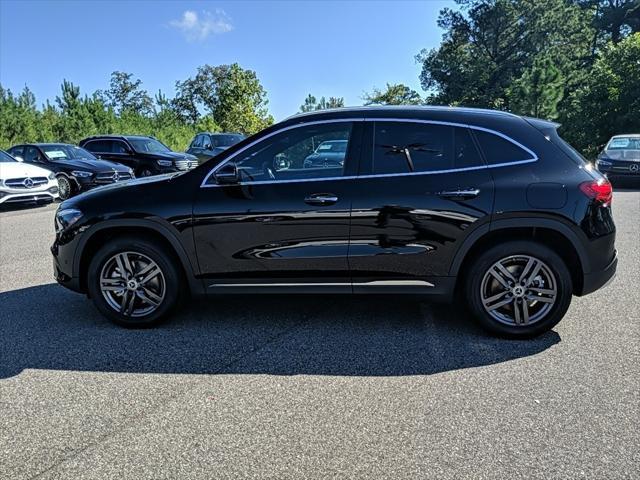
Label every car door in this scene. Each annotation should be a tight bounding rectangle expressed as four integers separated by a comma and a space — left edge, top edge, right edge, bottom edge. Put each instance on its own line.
192, 120, 363, 292
186, 135, 206, 162
348, 120, 495, 293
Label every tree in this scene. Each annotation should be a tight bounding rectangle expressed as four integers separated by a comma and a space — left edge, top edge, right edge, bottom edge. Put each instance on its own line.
562, 33, 640, 156
299, 94, 345, 112
363, 83, 422, 105
173, 63, 273, 133
508, 56, 565, 119
99, 71, 153, 116
574, 0, 640, 45
416, 0, 594, 108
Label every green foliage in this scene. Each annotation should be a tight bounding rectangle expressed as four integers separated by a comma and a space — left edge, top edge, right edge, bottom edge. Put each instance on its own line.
417, 0, 639, 155
561, 33, 640, 156
0, 64, 274, 152
299, 94, 345, 112
363, 83, 422, 105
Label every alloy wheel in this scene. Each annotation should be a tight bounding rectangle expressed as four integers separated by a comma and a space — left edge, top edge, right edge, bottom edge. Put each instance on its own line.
99, 251, 166, 317
58, 176, 71, 200
480, 255, 558, 326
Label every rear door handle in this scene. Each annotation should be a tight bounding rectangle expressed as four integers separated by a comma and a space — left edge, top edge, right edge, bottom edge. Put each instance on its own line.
438, 188, 480, 200
304, 193, 339, 206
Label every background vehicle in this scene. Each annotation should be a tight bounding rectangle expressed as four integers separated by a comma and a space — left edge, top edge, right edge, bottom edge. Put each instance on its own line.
52, 107, 616, 338
595, 134, 640, 181
0, 149, 59, 205
186, 133, 246, 164
80, 135, 198, 177
7, 143, 133, 200
303, 139, 348, 168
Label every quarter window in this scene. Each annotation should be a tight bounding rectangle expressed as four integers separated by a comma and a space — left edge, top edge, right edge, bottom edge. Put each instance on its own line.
474, 130, 534, 165
372, 122, 484, 174
217, 122, 352, 184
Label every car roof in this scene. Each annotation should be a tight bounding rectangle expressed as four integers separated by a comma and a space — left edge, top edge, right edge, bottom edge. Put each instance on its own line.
287, 105, 520, 121
610, 134, 640, 138
81, 135, 153, 141
201, 132, 245, 136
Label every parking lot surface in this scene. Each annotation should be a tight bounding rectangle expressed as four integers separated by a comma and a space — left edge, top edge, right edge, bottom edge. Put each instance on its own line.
1, 190, 638, 479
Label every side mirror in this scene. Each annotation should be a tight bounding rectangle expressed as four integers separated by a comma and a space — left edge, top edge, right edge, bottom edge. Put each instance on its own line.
14, 156, 24, 162
203, 143, 212, 150
214, 163, 239, 184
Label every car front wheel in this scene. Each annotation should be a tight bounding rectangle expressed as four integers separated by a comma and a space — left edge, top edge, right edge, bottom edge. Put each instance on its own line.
87, 237, 182, 327
57, 175, 75, 200
465, 240, 572, 338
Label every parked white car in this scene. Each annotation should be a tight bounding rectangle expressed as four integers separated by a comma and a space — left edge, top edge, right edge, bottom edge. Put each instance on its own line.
0, 150, 59, 205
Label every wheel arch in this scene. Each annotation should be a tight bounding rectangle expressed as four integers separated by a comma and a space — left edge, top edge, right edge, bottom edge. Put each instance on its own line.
75, 219, 203, 296
451, 218, 590, 295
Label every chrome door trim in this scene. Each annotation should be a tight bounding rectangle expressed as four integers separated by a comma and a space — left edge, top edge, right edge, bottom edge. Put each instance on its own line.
200, 117, 539, 188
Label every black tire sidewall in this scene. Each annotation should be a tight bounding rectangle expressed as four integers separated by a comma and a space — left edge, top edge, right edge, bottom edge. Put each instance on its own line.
465, 240, 573, 338
87, 237, 181, 327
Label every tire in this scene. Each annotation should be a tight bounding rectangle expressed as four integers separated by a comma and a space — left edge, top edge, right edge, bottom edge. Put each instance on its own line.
465, 240, 572, 338
87, 236, 182, 327
57, 175, 75, 200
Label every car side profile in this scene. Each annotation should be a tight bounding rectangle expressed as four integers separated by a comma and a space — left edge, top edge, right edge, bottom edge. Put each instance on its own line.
7, 143, 133, 200
595, 134, 640, 180
0, 150, 59, 205
79, 135, 198, 177
52, 106, 617, 337
186, 132, 246, 164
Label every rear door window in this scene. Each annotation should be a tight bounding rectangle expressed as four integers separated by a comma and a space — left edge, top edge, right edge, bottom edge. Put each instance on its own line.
84, 140, 112, 153
372, 122, 484, 174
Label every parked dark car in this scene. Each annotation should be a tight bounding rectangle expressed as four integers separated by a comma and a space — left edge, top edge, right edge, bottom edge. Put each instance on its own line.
595, 134, 640, 181
186, 132, 246, 164
52, 106, 617, 338
79, 135, 198, 177
7, 143, 133, 200
303, 139, 348, 168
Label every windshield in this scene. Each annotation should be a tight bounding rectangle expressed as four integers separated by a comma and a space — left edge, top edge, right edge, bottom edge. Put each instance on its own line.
211, 134, 245, 148
128, 137, 171, 153
41, 145, 97, 161
0, 150, 18, 163
315, 140, 348, 153
606, 137, 640, 151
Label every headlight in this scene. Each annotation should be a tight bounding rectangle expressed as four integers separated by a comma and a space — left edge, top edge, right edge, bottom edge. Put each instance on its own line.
71, 170, 92, 178
157, 160, 173, 167
55, 208, 83, 232
48, 172, 56, 180
597, 159, 612, 167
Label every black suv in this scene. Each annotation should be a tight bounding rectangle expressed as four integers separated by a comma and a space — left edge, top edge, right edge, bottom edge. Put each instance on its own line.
79, 135, 198, 177
186, 132, 246, 164
52, 107, 617, 337
7, 143, 133, 200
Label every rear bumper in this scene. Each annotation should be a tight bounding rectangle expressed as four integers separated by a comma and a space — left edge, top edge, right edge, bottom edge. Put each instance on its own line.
578, 251, 617, 296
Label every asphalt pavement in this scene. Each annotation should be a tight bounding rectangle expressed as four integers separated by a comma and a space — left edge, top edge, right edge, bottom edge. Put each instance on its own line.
0, 189, 638, 479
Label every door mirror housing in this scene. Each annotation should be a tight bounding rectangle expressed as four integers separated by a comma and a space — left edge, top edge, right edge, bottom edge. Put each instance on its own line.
214, 163, 239, 184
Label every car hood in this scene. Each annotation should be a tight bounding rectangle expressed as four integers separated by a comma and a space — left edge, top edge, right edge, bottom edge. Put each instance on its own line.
53, 158, 131, 172
0, 162, 53, 179
138, 151, 198, 161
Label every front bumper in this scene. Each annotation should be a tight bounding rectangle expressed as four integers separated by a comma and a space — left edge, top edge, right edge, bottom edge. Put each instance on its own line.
0, 185, 59, 205
579, 251, 618, 296
597, 160, 640, 177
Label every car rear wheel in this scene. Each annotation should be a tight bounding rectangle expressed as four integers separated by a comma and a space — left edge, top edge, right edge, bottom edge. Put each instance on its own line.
87, 237, 181, 327
57, 175, 75, 200
465, 240, 572, 338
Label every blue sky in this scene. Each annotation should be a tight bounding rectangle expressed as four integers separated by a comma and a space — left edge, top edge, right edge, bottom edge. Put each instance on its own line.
0, 0, 453, 120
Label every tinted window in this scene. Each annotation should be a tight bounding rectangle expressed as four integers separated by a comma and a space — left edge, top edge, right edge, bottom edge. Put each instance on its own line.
0, 150, 17, 163
7, 146, 23, 159
128, 137, 170, 153
112, 141, 130, 154
474, 130, 533, 165
215, 122, 352, 184
25, 146, 44, 163
373, 122, 483, 174
41, 145, 97, 161
84, 140, 112, 153
190, 135, 202, 148
211, 134, 245, 148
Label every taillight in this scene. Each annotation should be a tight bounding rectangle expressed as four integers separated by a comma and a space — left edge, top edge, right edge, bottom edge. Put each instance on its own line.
580, 178, 613, 205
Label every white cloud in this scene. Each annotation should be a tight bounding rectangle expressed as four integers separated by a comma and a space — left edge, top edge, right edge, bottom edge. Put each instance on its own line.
169, 9, 233, 42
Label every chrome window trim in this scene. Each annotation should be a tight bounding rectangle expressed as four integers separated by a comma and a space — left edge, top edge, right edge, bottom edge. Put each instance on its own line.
200, 117, 538, 188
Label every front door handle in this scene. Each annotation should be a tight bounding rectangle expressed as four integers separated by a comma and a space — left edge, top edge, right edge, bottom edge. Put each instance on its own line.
438, 188, 480, 200
304, 193, 339, 206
